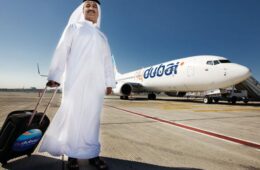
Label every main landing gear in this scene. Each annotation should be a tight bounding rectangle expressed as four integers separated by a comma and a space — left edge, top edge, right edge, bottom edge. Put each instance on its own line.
120, 96, 129, 100
148, 93, 156, 100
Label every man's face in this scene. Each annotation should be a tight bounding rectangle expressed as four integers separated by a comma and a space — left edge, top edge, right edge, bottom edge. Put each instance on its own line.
83, 1, 99, 24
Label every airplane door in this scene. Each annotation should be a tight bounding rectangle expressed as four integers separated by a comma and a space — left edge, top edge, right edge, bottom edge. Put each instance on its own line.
134, 69, 144, 83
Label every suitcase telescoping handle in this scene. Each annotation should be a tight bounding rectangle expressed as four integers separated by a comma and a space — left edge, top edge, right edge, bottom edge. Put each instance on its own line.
27, 86, 58, 126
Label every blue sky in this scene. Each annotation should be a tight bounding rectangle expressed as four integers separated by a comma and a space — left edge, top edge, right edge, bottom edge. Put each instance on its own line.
0, 0, 259, 88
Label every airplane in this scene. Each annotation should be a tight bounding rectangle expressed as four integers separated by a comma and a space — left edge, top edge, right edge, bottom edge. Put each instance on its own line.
112, 55, 251, 103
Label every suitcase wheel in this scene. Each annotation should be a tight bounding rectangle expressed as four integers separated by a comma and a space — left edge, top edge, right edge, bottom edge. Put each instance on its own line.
1, 161, 7, 167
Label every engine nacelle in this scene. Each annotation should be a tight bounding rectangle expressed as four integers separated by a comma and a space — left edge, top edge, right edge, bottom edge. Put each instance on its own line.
113, 82, 144, 96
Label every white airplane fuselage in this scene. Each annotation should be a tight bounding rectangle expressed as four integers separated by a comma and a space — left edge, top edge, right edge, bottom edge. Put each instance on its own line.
113, 55, 251, 97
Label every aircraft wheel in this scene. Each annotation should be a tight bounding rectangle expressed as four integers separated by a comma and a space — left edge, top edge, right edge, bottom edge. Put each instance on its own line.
148, 93, 156, 100
120, 96, 129, 100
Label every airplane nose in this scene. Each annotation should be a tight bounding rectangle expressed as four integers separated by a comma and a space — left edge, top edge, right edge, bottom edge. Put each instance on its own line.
239, 65, 251, 79
229, 64, 251, 82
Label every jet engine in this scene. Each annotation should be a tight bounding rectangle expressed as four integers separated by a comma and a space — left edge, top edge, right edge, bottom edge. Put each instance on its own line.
113, 82, 144, 96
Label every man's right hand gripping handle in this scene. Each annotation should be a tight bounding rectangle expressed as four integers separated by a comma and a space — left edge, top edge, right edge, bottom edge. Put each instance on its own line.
46, 80, 60, 87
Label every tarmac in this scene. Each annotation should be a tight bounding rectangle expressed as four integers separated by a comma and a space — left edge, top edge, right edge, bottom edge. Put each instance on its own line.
0, 92, 259, 170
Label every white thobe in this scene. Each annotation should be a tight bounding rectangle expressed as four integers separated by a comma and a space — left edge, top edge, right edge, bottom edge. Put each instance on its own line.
39, 20, 116, 159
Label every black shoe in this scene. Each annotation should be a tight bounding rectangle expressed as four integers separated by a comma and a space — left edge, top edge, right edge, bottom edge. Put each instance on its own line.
68, 157, 79, 170
89, 157, 108, 170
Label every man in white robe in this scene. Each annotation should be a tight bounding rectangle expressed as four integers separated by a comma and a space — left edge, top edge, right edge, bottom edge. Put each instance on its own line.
39, 0, 115, 169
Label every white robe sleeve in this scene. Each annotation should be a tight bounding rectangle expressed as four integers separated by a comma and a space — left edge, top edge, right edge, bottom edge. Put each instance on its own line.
104, 42, 116, 88
47, 24, 75, 84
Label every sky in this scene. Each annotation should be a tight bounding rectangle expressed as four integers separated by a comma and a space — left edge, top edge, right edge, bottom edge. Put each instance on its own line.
0, 0, 260, 89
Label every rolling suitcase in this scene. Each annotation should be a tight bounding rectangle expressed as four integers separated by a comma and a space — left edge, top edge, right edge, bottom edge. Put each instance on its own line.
0, 86, 58, 165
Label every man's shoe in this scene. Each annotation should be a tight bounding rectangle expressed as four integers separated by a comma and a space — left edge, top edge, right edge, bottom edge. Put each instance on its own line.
89, 157, 108, 170
68, 157, 79, 170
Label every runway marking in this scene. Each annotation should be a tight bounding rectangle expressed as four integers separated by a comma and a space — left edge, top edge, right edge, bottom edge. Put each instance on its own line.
106, 105, 260, 150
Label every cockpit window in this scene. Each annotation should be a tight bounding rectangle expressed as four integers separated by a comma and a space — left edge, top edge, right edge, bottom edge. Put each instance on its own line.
214, 60, 220, 65
207, 60, 230, 65
206, 61, 213, 65
219, 60, 231, 63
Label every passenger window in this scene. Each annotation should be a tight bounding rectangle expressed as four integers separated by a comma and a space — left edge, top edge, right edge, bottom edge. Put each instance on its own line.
206, 61, 213, 65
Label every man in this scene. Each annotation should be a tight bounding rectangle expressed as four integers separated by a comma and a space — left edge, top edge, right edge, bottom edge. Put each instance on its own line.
39, 0, 115, 169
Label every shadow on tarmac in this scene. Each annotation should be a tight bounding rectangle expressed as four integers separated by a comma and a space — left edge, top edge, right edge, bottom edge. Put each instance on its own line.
106, 96, 260, 107
3, 155, 203, 170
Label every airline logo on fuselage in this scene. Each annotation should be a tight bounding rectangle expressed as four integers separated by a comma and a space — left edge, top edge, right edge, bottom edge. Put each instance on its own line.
144, 62, 179, 79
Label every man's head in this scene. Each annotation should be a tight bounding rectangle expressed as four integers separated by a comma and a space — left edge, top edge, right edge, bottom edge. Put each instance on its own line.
83, 0, 100, 24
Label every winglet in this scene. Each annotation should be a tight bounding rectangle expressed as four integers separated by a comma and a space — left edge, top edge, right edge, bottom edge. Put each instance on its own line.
37, 63, 48, 77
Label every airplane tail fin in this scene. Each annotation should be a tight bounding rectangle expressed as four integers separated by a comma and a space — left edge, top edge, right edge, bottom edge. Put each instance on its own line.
112, 55, 122, 79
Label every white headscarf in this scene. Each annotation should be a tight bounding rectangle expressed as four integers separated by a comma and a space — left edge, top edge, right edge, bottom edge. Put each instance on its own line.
55, 2, 102, 49
67, 2, 101, 28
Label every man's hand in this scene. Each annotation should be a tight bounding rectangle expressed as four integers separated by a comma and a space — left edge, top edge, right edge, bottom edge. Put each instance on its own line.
106, 87, 113, 95
46, 80, 60, 87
